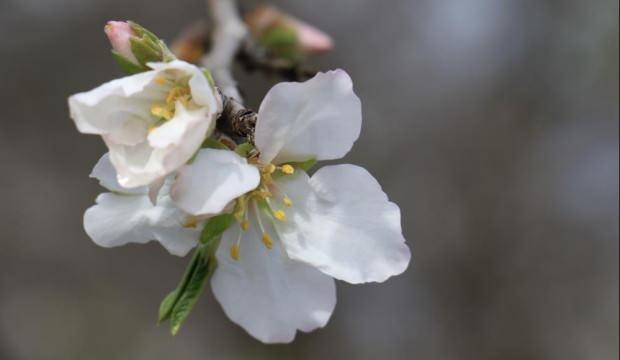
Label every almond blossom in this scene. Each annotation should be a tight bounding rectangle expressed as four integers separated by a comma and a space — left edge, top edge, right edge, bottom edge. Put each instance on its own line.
171, 70, 411, 343
69, 60, 222, 188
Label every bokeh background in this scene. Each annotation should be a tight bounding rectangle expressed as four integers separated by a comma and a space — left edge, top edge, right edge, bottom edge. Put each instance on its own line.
0, 0, 618, 359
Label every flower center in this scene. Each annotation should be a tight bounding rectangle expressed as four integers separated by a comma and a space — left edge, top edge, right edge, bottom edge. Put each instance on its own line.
150, 75, 192, 123
227, 162, 297, 261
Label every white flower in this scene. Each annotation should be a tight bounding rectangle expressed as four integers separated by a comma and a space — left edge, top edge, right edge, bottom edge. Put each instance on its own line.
69, 60, 222, 188
83, 153, 202, 257
172, 70, 411, 343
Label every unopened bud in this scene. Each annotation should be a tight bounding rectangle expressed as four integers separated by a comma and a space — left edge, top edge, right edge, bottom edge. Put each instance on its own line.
245, 5, 333, 62
104, 20, 175, 74
105, 21, 139, 65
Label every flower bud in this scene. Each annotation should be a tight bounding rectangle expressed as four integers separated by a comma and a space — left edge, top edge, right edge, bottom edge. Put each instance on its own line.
244, 5, 334, 63
104, 20, 175, 74
105, 21, 139, 65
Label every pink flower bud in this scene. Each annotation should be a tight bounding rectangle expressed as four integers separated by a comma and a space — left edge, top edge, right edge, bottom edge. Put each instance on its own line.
295, 20, 333, 53
245, 5, 334, 56
104, 21, 139, 65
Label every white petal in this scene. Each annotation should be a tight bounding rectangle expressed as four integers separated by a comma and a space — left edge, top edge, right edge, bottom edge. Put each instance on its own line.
84, 190, 198, 256
148, 60, 222, 113
171, 149, 260, 215
147, 102, 210, 148
148, 193, 200, 257
255, 70, 362, 164
105, 104, 211, 189
90, 153, 147, 194
151, 227, 199, 257
68, 71, 158, 137
72, 60, 221, 188
147, 177, 166, 205
211, 219, 336, 343
277, 165, 411, 284
104, 139, 164, 188
83, 193, 153, 248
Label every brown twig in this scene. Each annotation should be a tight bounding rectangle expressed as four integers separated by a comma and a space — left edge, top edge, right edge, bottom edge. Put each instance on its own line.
217, 90, 257, 143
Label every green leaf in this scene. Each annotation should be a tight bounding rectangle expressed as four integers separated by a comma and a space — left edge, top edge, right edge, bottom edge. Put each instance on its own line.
260, 26, 303, 63
291, 158, 317, 172
158, 289, 178, 322
158, 250, 202, 323
128, 21, 160, 43
130, 37, 162, 66
202, 137, 229, 150
261, 26, 297, 49
234, 142, 254, 158
158, 213, 234, 335
170, 249, 212, 335
200, 214, 235, 245
111, 51, 147, 74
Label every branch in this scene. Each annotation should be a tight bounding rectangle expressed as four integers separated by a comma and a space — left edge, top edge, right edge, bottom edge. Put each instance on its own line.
200, 0, 318, 143
201, 0, 247, 102
217, 91, 257, 143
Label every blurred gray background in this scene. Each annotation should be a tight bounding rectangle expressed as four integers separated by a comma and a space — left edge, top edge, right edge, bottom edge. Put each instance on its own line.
0, 0, 618, 359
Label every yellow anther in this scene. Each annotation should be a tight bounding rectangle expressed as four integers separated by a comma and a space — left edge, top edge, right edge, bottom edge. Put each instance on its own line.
273, 210, 287, 221
283, 196, 293, 207
280, 164, 295, 175
261, 232, 273, 249
183, 217, 200, 228
230, 244, 240, 261
166, 87, 191, 105
151, 104, 173, 120
240, 220, 250, 231
154, 76, 168, 85
263, 164, 276, 174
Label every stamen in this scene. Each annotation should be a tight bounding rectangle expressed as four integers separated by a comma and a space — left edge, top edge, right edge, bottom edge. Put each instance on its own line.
230, 225, 244, 261
166, 87, 191, 106
151, 104, 173, 120
154, 76, 168, 85
150, 83, 192, 123
261, 233, 273, 249
229, 244, 240, 261
183, 216, 200, 228
252, 189, 272, 199
273, 209, 287, 221
240, 219, 250, 231
280, 164, 295, 175
263, 164, 276, 174
283, 196, 293, 207
253, 201, 273, 251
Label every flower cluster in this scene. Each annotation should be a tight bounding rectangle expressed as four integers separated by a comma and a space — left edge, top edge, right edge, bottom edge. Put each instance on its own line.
69, 21, 410, 343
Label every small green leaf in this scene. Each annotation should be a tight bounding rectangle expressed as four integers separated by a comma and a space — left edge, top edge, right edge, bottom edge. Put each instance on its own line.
111, 51, 147, 74
158, 212, 233, 335
130, 37, 162, 66
128, 21, 158, 41
200, 214, 235, 245
260, 26, 303, 63
234, 142, 254, 158
158, 250, 202, 323
261, 26, 297, 49
158, 289, 178, 322
202, 137, 229, 150
291, 158, 317, 172
170, 250, 212, 335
